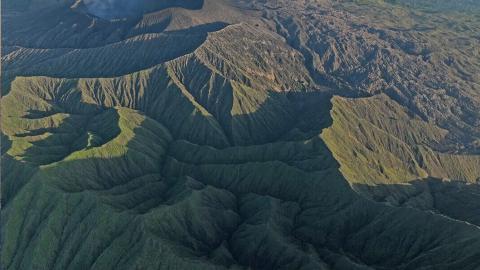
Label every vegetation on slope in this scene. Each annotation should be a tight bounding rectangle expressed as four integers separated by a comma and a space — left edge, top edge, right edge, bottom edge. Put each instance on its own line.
2, 0, 480, 269
323, 94, 480, 186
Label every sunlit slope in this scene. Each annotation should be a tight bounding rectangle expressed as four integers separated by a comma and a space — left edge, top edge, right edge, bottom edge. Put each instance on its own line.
323, 94, 480, 186
3, 0, 480, 269
4, 72, 480, 269
323, 94, 480, 227
254, 0, 480, 152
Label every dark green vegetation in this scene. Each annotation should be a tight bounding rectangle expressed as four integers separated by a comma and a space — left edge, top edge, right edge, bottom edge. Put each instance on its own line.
2, 0, 480, 269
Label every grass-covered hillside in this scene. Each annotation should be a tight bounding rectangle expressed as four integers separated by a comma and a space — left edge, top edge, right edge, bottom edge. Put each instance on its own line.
2, 0, 480, 269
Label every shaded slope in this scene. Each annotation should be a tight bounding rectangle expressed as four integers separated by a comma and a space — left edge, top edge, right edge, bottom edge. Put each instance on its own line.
3, 71, 480, 269
3, 24, 226, 78
358, 178, 480, 227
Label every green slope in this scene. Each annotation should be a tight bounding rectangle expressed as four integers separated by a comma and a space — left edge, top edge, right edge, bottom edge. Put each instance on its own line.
323, 94, 480, 186
4, 79, 480, 269
2, 0, 480, 269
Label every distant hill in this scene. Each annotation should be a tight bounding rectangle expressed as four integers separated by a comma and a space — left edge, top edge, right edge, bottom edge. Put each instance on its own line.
387, 0, 480, 12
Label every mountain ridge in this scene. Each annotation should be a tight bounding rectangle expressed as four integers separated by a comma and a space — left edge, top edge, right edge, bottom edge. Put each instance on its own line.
2, 0, 480, 269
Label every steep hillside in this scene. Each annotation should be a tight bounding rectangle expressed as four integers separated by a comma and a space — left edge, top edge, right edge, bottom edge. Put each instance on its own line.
2, 0, 480, 269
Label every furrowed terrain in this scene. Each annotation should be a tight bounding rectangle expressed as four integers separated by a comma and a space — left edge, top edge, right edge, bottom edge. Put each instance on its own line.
2, 0, 480, 269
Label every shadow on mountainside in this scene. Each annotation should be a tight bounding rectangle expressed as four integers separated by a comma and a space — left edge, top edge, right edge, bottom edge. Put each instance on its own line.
1, 21, 230, 96
4, 22, 230, 79
354, 177, 480, 227
1, 133, 39, 206
4, 83, 480, 269
219, 90, 335, 146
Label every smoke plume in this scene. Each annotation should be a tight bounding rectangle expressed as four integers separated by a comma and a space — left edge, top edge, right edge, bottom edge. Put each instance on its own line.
83, 0, 204, 19
83, 0, 144, 19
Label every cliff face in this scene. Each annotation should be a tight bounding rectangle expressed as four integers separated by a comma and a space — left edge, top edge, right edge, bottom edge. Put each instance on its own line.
2, 0, 480, 269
